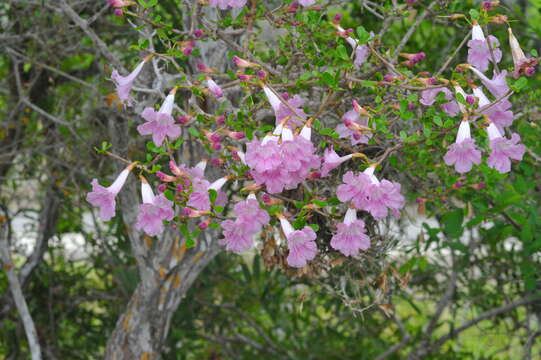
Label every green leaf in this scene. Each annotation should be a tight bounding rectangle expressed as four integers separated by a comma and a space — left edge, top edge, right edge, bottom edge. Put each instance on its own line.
441, 209, 464, 239
356, 26, 370, 45
469, 9, 480, 21
138, 0, 158, 8
336, 44, 349, 60
512, 77, 528, 92
321, 71, 336, 86
208, 189, 218, 205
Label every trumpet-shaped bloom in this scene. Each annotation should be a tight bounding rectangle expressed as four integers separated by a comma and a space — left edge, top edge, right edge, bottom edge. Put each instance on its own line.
473, 87, 514, 130
320, 148, 353, 177
219, 220, 254, 253
336, 171, 372, 205
299, 0, 315, 6
275, 95, 308, 130
137, 94, 182, 147
86, 167, 132, 221
111, 60, 146, 105
508, 27, 538, 78
486, 124, 526, 173
469, 66, 509, 98
135, 181, 175, 236
443, 121, 482, 173
331, 208, 370, 256
467, 24, 502, 72
337, 26, 371, 69
206, 78, 223, 98
280, 217, 317, 268
245, 139, 282, 173
232, 197, 270, 233
420, 87, 460, 117
187, 177, 228, 211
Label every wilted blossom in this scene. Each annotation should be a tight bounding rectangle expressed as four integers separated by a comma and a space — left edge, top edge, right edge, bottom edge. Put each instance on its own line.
444, 121, 482, 173
206, 77, 223, 98
473, 87, 514, 130
336, 100, 373, 145
111, 57, 149, 105
419, 87, 460, 116
220, 194, 270, 253
137, 91, 182, 147
508, 27, 538, 78
299, 0, 315, 6
337, 166, 405, 219
135, 178, 175, 236
246, 125, 320, 194
86, 163, 135, 221
486, 123, 526, 173
336, 25, 371, 68
468, 65, 509, 98
208, 0, 247, 10
330, 208, 370, 256
279, 216, 318, 268
467, 23, 502, 72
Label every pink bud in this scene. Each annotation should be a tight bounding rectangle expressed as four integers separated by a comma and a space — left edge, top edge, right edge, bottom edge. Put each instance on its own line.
176, 115, 190, 124
333, 13, 342, 23
287, 1, 299, 12
237, 74, 252, 81
158, 183, 166, 192
383, 74, 394, 82
407, 102, 415, 110
215, 115, 226, 125
481, 1, 493, 10
211, 158, 224, 167
228, 131, 245, 140
211, 142, 222, 151
308, 171, 321, 179
232, 56, 258, 68
281, 92, 289, 100
231, 151, 240, 161
182, 207, 193, 216
194, 29, 204, 39
176, 184, 184, 193
407, 0, 417, 5
198, 220, 209, 230
182, 47, 193, 56
262, 193, 272, 205
113, 8, 123, 16
466, 95, 476, 105
209, 133, 221, 142
451, 181, 463, 190
156, 171, 167, 181
256, 70, 267, 79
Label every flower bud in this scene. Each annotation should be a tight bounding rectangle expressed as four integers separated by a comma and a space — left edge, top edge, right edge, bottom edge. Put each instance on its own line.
194, 28, 204, 39
215, 115, 226, 125
333, 13, 342, 24
176, 115, 190, 125
157, 183, 167, 192
211, 158, 224, 167
232, 55, 259, 68
113, 8, 123, 16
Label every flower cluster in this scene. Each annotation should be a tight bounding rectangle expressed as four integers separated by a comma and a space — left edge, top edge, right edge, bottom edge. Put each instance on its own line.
220, 194, 270, 253
245, 125, 320, 194
337, 165, 405, 219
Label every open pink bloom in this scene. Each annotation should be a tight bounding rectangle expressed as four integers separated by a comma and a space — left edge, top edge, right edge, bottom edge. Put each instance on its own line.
280, 217, 318, 268
219, 220, 254, 253
467, 24, 502, 72
137, 93, 182, 147
299, 0, 315, 6
508, 27, 538, 78
336, 171, 372, 205
187, 176, 229, 211
208, 0, 247, 9
245, 139, 282, 173
469, 66, 509, 98
444, 121, 482, 173
111, 60, 146, 105
86, 166, 132, 221
263, 87, 307, 130
108, 0, 132, 8
232, 196, 270, 233
473, 87, 514, 130
330, 208, 370, 256
321, 148, 353, 177
280, 127, 320, 179
360, 167, 405, 219
420, 87, 460, 116
486, 123, 526, 173
135, 180, 175, 236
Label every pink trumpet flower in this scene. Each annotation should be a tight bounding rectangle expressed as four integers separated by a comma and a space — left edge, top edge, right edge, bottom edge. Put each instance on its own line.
468, 65, 509, 98
137, 89, 182, 147
187, 176, 229, 211
279, 216, 318, 268
320, 149, 362, 177
336, 25, 370, 68
467, 23, 502, 72
486, 123, 526, 173
206, 77, 223, 98
135, 177, 175, 236
473, 87, 514, 130
86, 163, 136, 221
111, 56, 150, 105
419, 87, 460, 116
336, 100, 373, 144
444, 121, 482, 173
330, 208, 370, 256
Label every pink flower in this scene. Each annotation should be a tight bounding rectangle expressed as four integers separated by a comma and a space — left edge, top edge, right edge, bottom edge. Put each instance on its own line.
508, 27, 538, 78
135, 179, 175, 236
467, 24, 502, 72
486, 123, 526, 173
419, 87, 460, 116
111, 59, 147, 105
444, 121, 482, 173
206, 77, 223, 98
276, 96, 308, 130
359, 166, 405, 219
232, 195, 270, 232
187, 176, 228, 211
245, 138, 282, 173
473, 87, 514, 130
468, 66, 509, 98
280, 217, 318, 268
208, 0, 247, 9
232, 56, 259, 68
86, 164, 133, 221
336, 171, 372, 205
137, 92, 182, 147
107, 0, 132, 8
337, 26, 371, 68
320, 148, 353, 177
219, 220, 254, 253
330, 208, 370, 256
336, 101, 372, 145
299, 0, 315, 6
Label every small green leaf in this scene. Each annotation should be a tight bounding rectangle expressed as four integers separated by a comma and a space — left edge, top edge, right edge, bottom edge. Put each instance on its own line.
208, 189, 217, 205
469, 9, 480, 21
337, 44, 349, 60
356, 26, 370, 45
